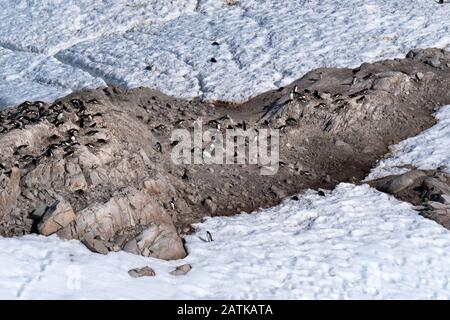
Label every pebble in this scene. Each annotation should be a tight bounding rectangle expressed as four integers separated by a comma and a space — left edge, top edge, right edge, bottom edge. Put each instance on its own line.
170, 264, 192, 276
128, 266, 156, 278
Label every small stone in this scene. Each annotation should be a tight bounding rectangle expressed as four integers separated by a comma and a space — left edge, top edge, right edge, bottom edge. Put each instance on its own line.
170, 264, 192, 276
270, 185, 286, 198
128, 266, 156, 278
204, 198, 217, 214
415, 72, 424, 80
182, 225, 194, 234
425, 58, 441, 68
21, 189, 36, 201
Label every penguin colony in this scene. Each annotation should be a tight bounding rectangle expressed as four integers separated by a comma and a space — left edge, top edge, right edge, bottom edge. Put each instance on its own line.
0, 98, 107, 176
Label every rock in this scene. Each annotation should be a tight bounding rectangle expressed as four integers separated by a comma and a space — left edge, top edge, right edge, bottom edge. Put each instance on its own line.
204, 198, 217, 214
67, 181, 187, 259
378, 170, 426, 194
185, 194, 198, 205
416, 72, 424, 80
371, 71, 412, 96
65, 174, 88, 192
37, 199, 76, 236
370, 169, 450, 231
442, 194, 450, 204
425, 58, 441, 68
30, 206, 47, 219
123, 224, 187, 260
128, 266, 156, 278
422, 177, 450, 197
170, 264, 192, 276
81, 235, 110, 255
0, 167, 21, 220
428, 201, 448, 210
321, 175, 332, 184
271, 185, 286, 198
64, 162, 87, 192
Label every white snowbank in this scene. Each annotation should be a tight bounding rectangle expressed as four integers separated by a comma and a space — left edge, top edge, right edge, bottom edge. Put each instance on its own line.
367, 105, 450, 180
2, 184, 450, 299
1, 0, 450, 108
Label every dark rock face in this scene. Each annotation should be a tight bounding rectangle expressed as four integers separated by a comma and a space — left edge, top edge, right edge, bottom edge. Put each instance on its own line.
1, 48, 450, 259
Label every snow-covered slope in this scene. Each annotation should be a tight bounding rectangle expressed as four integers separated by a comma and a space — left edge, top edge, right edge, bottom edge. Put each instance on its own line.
367, 105, 450, 180
1, 0, 450, 108
2, 184, 450, 299
0, 0, 198, 108
0, 0, 198, 54
0, 47, 106, 107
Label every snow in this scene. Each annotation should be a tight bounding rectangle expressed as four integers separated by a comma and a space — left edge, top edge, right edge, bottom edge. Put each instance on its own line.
2, 184, 450, 299
367, 105, 450, 180
4, 101, 450, 299
0, 0, 198, 108
0, 47, 106, 107
1, 0, 450, 108
2, 0, 450, 300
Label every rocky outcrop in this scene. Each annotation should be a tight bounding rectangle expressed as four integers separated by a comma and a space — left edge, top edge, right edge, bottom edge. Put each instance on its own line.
1, 48, 450, 260
369, 170, 450, 230
0, 95, 188, 259
57, 178, 186, 260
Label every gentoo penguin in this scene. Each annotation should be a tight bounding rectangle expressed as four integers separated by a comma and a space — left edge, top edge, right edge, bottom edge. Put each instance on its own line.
206, 231, 214, 242
154, 142, 162, 153
45, 144, 59, 157
96, 139, 108, 145
290, 85, 298, 100
86, 130, 99, 136
87, 98, 99, 104
169, 199, 176, 210
67, 128, 79, 137
285, 117, 297, 126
